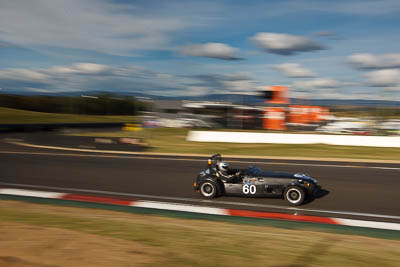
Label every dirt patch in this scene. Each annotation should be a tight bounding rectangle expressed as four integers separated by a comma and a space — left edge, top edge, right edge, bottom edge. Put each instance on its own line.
0, 221, 161, 267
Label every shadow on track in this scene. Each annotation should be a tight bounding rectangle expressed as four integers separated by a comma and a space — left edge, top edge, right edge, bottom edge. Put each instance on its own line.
304, 188, 330, 205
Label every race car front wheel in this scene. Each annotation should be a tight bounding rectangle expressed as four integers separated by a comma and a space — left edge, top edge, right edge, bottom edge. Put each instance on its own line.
200, 181, 218, 198
284, 186, 305, 206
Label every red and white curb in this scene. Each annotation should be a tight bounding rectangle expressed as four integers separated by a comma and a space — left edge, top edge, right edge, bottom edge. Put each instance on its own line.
1, 188, 400, 231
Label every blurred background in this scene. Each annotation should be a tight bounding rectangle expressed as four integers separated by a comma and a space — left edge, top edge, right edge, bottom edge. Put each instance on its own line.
1, 2, 400, 266
1, 87, 399, 135
1, 0, 399, 136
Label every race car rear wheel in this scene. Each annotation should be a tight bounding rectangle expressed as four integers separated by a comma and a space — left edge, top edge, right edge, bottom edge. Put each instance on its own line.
284, 186, 305, 206
200, 181, 218, 198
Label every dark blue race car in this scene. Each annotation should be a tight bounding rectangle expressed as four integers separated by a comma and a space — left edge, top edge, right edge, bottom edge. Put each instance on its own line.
194, 154, 320, 206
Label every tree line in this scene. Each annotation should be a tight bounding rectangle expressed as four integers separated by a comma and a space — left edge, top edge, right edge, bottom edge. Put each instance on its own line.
0, 93, 148, 115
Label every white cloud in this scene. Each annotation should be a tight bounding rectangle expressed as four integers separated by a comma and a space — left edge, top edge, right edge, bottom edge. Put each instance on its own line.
156, 73, 173, 80
50, 63, 111, 75
0, 63, 183, 93
0, 41, 12, 48
46, 63, 160, 80
251, 32, 324, 55
365, 69, 400, 87
221, 80, 254, 92
274, 63, 315, 78
0, 69, 49, 82
0, 63, 267, 97
293, 78, 342, 90
348, 53, 400, 69
185, 86, 210, 96
0, 0, 187, 55
187, 72, 257, 94
224, 72, 252, 81
25, 88, 54, 93
180, 43, 241, 60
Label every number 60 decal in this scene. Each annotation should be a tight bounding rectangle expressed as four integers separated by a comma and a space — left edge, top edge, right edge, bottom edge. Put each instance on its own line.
242, 184, 256, 194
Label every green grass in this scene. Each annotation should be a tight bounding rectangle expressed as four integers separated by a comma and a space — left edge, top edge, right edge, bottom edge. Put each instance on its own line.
332, 110, 400, 119
69, 128, 400, 161
1, 200, 400, 267
0, 107, 137, 124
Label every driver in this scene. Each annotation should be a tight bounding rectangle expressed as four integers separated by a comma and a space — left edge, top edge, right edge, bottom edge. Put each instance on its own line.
216, 161, 241, 183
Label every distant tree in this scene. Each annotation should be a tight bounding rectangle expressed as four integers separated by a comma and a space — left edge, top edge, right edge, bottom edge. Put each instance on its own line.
0, 93, 150, 115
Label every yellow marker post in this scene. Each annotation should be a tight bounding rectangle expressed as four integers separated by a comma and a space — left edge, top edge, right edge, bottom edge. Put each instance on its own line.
122, 123, 142, 132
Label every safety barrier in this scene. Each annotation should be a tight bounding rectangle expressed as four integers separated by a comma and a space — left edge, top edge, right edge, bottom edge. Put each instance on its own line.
187, 131, 400, 148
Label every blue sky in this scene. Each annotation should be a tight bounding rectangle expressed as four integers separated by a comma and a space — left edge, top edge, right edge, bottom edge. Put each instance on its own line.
1, 0, 400, 99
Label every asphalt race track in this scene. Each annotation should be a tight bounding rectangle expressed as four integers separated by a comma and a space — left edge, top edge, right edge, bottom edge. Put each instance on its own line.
1, 132, 399, 223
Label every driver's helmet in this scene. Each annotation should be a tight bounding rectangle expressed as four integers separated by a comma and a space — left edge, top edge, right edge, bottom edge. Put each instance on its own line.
217, 162, 229, 172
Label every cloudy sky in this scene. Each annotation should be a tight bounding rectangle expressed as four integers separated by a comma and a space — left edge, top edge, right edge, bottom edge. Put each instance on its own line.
1, 0, 400, 99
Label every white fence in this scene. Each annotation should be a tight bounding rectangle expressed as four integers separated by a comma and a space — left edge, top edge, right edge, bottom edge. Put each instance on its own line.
187, 131, 400, 148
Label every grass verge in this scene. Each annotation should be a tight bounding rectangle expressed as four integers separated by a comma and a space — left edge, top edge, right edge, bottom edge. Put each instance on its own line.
1, 199, 400, 267
67, 128, 400, 161
0, 107, 136, 124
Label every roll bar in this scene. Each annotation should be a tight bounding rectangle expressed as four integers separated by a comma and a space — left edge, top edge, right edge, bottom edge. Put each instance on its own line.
208, 154, 222, 175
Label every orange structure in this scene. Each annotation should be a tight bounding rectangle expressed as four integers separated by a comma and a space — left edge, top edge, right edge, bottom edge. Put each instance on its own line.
288, 105, 303, 124
262, 86, 330, 130
266, 86, 289, 104
288, 105, 310, 124
310, 106, 321, 123
263, 107, 286, 130
288, 105, 330, 125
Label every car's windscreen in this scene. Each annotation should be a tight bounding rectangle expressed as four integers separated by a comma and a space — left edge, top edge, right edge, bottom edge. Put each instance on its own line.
248, 166, 262, 176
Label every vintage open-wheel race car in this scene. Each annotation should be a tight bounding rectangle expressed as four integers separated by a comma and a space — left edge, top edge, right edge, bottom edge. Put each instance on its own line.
194, 154, 321, 206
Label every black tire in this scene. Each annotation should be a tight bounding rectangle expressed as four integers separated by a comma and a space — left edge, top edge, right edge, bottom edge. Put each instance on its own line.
199, 181, 218, 198
284, 186, 305, 206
